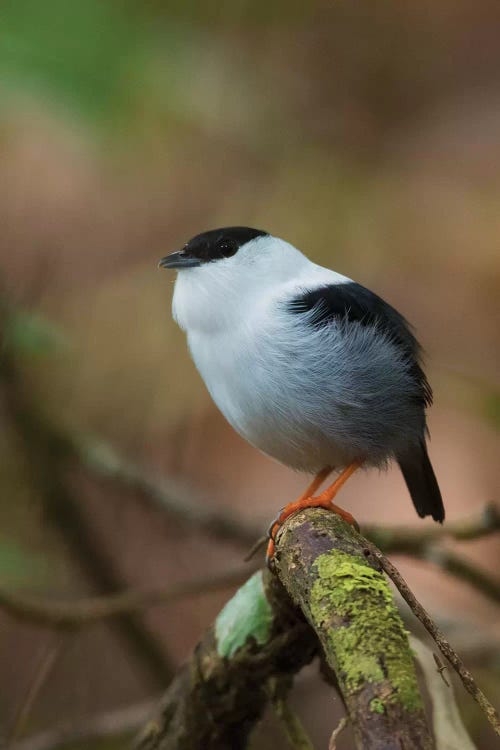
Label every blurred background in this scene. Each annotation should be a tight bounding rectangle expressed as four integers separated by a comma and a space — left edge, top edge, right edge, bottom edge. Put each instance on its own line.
0, 1, 499, 748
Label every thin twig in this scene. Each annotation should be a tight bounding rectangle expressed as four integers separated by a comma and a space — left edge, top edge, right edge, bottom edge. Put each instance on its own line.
8, 635, 67, 744
268, 677, 315, 750
432, 653, 450, 687
426, 546, 500, 604
328, 717, 348, 750
244, 535, 267, 561
363, 503, 500, 553
0, 345, 175, 686
367, 541, 500, 737
73, 434, 261, 545
73, 431, 499, 556
411, 637, 476, 750
71, 431, 500, 610
0, 565, 253, 628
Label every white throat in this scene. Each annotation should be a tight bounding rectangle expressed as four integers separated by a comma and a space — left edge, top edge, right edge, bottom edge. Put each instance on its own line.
172, 236, 313, 335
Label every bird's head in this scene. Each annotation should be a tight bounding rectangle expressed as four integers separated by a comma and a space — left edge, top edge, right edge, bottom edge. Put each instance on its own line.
159, 226, 308, 332
159, 226, 268, 271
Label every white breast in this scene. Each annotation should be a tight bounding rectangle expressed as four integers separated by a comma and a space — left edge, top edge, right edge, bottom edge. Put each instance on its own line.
172, 237, 353, 471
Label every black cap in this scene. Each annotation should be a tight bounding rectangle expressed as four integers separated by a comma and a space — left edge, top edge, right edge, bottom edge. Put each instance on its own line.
159, 226, 268, 269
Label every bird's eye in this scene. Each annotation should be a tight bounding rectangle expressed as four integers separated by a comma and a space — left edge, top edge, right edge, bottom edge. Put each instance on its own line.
217, 240, 237, 257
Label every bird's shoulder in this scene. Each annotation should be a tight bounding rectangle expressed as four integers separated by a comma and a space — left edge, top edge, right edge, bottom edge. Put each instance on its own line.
286, 278, 433, 407
287, 279, 411, 340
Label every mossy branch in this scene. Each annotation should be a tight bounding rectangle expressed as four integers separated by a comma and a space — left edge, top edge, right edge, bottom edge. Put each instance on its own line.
136, 510, 436, 750
274, 509, 433, 750
134, 572, 317, 750
369, 543, 500, 737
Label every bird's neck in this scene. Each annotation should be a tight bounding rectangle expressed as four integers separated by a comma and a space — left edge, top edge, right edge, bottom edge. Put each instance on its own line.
172, 262, 304, 336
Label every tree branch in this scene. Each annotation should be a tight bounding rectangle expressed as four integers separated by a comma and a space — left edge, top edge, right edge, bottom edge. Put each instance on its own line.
273, 509, 433, 750
0, 566, 253, 628
363, 503, 500, 553
267, 676, 315, 750
72, 431, 500, 605
138, 509, 435, 750
365, 506, 500, 606
134, 573, 317, 750
367, 542, 500, 737
72, 434, 261, 545
74, 428, 499, 553
424, 546, 500, 604
0, 333, 175, 687
409, 636, 477, 750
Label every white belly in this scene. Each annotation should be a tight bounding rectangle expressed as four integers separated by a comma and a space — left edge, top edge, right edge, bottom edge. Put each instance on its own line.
187, 328, 351, 473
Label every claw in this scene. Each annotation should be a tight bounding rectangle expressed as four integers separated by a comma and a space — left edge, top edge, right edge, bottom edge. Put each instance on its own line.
267, 509, 284, 540
265, 539, 277, 572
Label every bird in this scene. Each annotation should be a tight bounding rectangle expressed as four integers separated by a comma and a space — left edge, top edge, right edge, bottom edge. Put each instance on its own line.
159, 226, 444, 565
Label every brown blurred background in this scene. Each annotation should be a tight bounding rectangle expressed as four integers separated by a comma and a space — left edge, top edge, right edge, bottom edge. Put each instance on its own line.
0, 1, 499, 748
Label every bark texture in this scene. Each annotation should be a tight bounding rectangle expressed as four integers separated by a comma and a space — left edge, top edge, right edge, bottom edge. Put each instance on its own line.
135, 574, 316, 750
274, 508, 434, 750
136, 508, 434, 750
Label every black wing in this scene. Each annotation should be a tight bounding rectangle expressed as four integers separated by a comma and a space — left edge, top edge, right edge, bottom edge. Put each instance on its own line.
288, 281, 432, 408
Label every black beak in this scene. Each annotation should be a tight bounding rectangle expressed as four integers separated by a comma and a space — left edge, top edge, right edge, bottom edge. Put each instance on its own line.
158, 251, 201, 269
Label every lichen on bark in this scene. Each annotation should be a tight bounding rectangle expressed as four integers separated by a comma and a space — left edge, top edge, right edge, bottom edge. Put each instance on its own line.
137, 508, 433, 750
311, 550, 422, 713
274, 509, 433, 748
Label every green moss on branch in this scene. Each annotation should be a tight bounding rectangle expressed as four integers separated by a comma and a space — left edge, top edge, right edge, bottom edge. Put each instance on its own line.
311, 551, 422, 712
274, 508, 433, 750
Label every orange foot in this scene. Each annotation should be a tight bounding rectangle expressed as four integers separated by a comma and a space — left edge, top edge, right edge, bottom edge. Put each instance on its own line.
266, 461, 361, 568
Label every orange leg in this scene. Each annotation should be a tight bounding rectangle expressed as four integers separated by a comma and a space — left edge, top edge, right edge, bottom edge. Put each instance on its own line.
266, 465, 333, 539
291, 466, 334, 506
266, 461, 361, 567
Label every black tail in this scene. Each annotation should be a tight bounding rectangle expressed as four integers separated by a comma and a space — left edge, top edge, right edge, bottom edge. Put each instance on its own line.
398, 441, 444, 522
